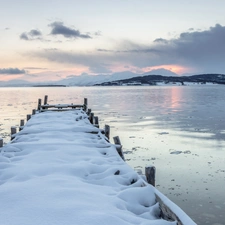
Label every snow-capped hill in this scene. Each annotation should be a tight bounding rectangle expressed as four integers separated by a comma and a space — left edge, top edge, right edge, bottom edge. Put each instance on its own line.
143, 68, 178, 76
57, 72, 138, 86
109, 71, 138, 81
0, 79, 31, 87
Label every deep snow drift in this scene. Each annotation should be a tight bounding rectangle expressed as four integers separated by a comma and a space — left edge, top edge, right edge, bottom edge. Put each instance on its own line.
0, 109, 196, 225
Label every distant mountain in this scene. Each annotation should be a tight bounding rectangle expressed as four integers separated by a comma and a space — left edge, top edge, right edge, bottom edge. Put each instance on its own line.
1, 69, 224, 87
95, 74, 225, 86
0, 79, 31, 87
0, 69, 177, 87
143, 68, 178, 76
55, 71, 138, 86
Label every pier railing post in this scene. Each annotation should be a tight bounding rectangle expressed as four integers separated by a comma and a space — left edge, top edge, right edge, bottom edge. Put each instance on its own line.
113, 136, 125, 160
87, 109, 91, 116
94, 116, 99, 128
11, 126, 17, 140
44, 95, 48, 105
0, 137, 3, 147
27, 114, 31, 121
37, 99, 42, 110
32, 109, 36, 115
104, 125, 110, 140
89, 113, 94, 124
83, 98, 88, 111
19, 120, 24, 131
145, 166, 156, 187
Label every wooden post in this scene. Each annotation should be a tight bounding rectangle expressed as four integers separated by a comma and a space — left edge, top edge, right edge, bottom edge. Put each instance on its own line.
145, 166, 156, 187
42, 95, 48, 110
19, 119, 25, 131
27, 114, 31, 121
113, 136, 125, 160
104, 125, 110, 140
87, 108, 91, 116
11, 126, 17, 140
44, 95, 48, 105
94, 116, 99, 128
89, 113, 94, 124
0, 137, 3, 147
32, 109, 36, 115
83, 98, 88, 111
37, 98, 42, 110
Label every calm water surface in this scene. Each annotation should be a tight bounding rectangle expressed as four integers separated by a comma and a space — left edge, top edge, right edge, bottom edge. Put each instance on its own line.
0, 86, 225, 225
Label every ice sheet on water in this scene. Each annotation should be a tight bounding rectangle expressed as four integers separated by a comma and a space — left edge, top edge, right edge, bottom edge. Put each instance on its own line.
170, 151, 183, 155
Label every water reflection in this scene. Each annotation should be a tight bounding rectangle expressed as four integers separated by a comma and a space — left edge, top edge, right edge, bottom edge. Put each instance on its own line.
0, 86, 225, 225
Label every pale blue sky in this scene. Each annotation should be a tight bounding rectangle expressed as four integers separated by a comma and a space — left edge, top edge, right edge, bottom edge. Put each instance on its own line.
1, 0, 225, 81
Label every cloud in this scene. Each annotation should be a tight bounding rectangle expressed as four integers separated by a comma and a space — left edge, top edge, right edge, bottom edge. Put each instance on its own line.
32, 24, 225, 74
96, 24, 225, 73
29, 29, 42, 37
94, 31, 102, 36
24, 67, 48, 70
49, 21, 91, 39
20, 29, 42, 41
89, 64, 112, 73
20, 32, 29, 40
0, 68, 26, 75
153, 38, 168, 44
159, 23, 225, 72
34, 50, 113, 73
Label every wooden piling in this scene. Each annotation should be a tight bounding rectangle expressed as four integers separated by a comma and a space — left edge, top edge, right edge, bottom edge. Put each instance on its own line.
19, 120, 25, 131
27, 114, 31, 121
83, 98, 88, 111
113, 136, 125, 160
0, 138, 3, 147
37, 99, 42, 110
104, 125, 110, 140
89, 113, 94, 124
145, 166, 156, 187
87, 108, 91, 116
44, 95, 48, 105
94, 116, 99, 128
11, 126, 17, 140
32, 109, 36, 115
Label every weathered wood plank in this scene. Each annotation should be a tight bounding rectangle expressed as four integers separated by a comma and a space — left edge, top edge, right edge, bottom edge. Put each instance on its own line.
155, 194, 184, 225
40, 104, 83, 109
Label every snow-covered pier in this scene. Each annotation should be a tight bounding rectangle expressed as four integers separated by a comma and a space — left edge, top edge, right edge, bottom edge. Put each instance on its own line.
0, 97, 196, 225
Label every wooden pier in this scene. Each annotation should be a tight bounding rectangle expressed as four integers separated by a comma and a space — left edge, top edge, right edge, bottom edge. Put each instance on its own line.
0, 96, 196, 225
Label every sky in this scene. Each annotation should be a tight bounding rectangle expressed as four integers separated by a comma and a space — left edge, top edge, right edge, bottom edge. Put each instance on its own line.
1, 0, 225, 82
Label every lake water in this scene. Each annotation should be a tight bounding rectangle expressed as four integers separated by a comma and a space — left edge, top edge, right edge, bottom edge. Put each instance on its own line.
0, 86, 225, 225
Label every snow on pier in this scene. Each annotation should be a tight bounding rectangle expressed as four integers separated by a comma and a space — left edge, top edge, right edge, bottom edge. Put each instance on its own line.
0, 98, 196, 225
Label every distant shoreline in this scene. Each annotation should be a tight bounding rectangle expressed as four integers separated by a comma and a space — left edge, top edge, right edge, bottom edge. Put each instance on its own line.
33, 85, 67, 87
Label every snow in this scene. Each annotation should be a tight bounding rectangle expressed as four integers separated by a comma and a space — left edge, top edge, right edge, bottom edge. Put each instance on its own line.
0, 109, 196, 225
156, 82, 219, 86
